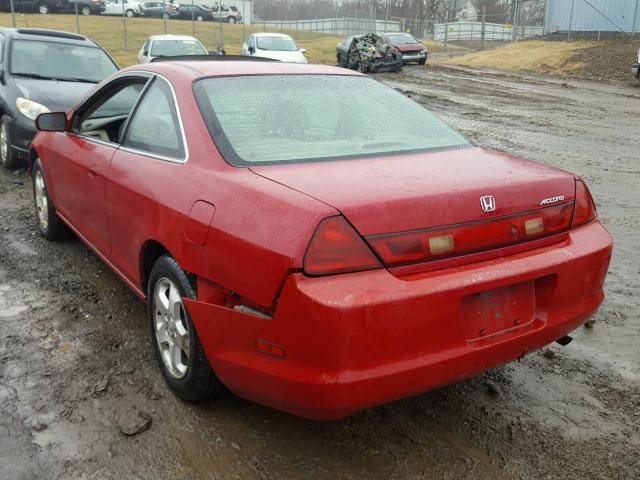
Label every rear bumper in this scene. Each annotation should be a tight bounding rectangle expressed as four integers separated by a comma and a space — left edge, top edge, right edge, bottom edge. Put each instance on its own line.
187, 221, 612, 419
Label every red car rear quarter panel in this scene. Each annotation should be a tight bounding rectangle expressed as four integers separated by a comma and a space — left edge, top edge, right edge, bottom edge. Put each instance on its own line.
106, 154, 334, 308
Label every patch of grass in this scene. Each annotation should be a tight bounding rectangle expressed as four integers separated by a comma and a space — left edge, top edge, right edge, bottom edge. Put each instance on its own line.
0, 13, 344, 66
419, 40, 468, 53
435, 39, 598, 75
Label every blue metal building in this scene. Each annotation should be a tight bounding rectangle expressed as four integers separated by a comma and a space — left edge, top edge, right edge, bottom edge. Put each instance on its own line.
545, 0, 640, 33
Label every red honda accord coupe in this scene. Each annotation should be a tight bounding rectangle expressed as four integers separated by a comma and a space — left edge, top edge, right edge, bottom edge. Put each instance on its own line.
29, 60, 612, 420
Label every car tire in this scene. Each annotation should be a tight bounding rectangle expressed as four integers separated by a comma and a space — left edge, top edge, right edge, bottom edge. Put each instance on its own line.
81, 6, 91, 15
418, 58, 426, 66
148, 255, 224, 402
32, 158, 68, 241
196, 15, 204, 21
227, 16, 236, 23
162, 12, 170, 19
0, 115, 20, 170
125, 9, 134, 17
38, 3, 49, 14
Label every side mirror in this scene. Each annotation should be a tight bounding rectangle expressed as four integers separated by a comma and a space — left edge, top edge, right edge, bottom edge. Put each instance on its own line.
300, 48, 307, 54
36, 112, 67, 132
248, 46, 255, 54
0, 68, 4, 85
142, 50, 148, 56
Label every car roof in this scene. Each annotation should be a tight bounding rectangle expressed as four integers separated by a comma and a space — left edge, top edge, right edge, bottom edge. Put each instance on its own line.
0, 28, 98, 47
252, 32, 295, 39
127, 61, 363, 80
148, 34, 201, 41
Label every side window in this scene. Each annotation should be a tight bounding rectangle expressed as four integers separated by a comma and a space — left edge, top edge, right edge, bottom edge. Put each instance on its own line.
123, 78, 185, 160
74, 79, 148, 143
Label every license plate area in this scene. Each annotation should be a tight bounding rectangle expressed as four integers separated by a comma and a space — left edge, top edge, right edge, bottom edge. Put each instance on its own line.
461, 281, 535, 341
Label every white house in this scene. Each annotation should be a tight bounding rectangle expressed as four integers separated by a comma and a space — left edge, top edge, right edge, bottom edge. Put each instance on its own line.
458, 0, 479, 21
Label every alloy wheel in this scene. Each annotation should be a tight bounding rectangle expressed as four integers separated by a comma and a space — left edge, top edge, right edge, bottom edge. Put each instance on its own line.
153, 278, 190, 379
34, 170, 49, 231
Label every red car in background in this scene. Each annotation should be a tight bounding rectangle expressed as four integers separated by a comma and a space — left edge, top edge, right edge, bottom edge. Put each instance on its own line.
29, 60, 611, 420
381, 32, 428, 65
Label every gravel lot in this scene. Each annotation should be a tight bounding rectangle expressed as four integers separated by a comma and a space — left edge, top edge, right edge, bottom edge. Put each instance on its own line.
0, 65, 639, 480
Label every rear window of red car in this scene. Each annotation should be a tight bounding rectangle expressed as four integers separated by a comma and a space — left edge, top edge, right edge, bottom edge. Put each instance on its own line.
194, 74, 470, 166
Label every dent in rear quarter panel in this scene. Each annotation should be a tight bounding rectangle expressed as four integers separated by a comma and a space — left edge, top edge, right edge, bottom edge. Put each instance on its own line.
105, 148, 335, 309
179, 167, 338, 309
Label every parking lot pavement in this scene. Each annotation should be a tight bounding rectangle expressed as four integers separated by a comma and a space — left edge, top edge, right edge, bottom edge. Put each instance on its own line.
1, 65, 639, 480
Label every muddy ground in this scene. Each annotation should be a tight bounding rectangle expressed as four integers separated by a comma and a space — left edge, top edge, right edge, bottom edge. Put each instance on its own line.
1, 65, 639, 480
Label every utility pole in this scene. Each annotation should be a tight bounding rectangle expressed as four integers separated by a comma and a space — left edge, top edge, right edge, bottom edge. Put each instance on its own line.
513, 0, 519, 41
567, 0, 575, 41
481, 6, 486, 50
75, 0, 80, 33
122, 1, 128, 50
9, 0, 16, 28
191, 0, 195, 37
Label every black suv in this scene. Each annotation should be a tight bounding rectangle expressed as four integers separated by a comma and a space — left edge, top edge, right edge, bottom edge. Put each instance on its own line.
0, 28, 119, 169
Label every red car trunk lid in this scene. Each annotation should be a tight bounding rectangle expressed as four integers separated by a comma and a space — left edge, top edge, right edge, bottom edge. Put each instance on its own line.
251, 147, 576, 238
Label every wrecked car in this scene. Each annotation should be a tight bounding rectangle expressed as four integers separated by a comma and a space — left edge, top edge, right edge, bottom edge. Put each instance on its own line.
336, 33, 403, 73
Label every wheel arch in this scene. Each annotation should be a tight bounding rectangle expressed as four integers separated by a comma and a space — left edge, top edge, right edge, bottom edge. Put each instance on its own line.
140, 240, 174, 295
28, 146, 39, 171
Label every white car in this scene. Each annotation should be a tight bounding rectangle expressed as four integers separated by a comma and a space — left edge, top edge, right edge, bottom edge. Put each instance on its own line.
138, 35, 208, 63
241, 33, 308, 64
101, 0, 143, 17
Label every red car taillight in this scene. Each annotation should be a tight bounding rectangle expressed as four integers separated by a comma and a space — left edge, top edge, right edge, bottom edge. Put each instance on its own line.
367, 203, 574, 268
572, 180, 597, 227
304, 216, 382, 276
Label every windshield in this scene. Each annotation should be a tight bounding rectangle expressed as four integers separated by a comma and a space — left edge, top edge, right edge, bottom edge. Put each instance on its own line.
194, 75, 470, 165
10, 39, 117, 83
151, 39, 206, 57
387, 34, 419, 44
256, 36, 298, 52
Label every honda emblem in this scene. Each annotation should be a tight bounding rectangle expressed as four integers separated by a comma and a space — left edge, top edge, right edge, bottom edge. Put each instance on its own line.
480, 195, 496, 213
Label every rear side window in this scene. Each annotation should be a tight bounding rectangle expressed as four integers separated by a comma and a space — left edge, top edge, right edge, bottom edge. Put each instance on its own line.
123, 78, 185, 160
